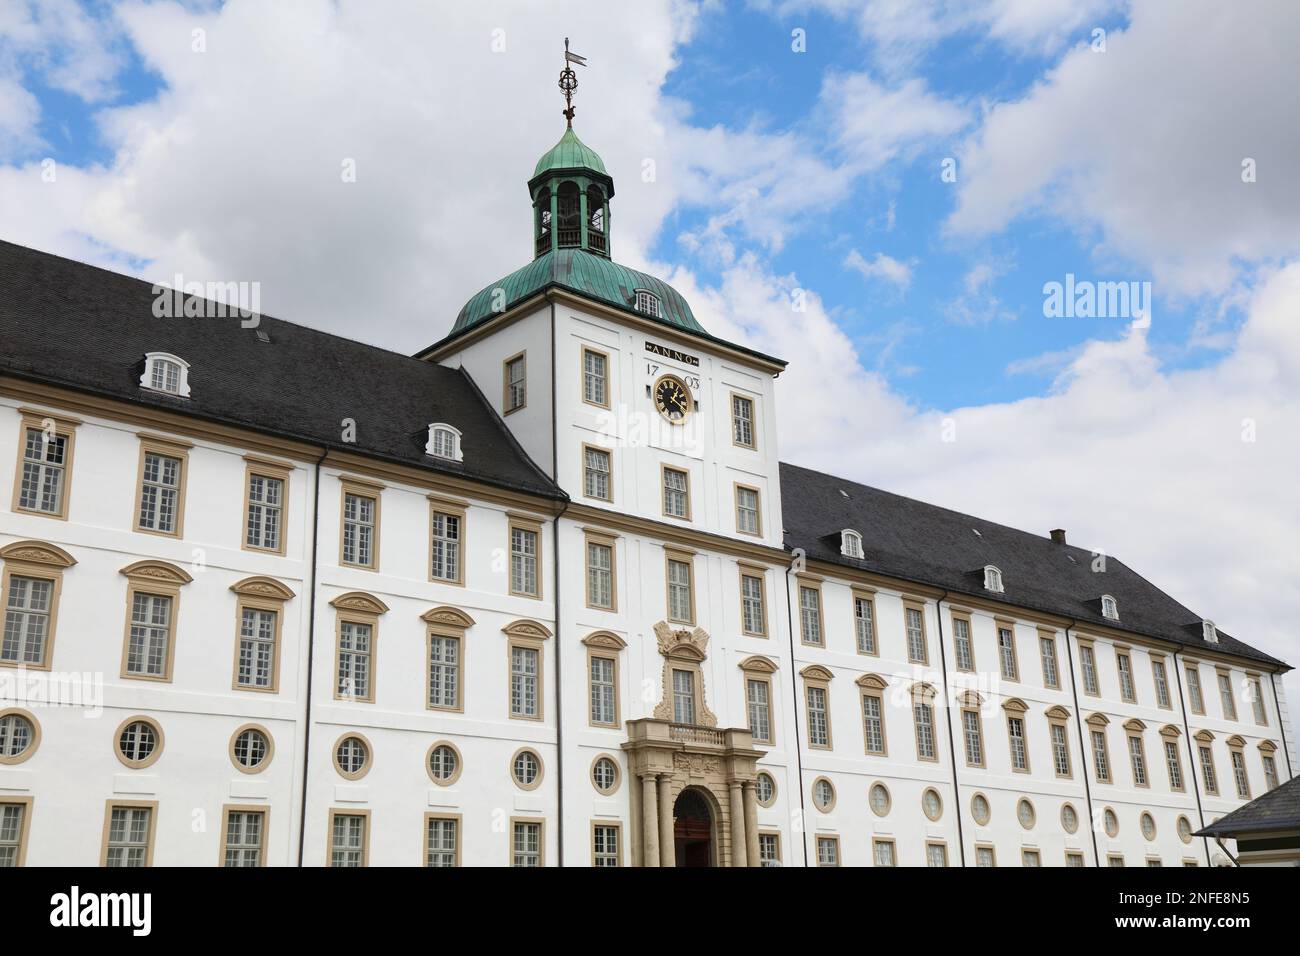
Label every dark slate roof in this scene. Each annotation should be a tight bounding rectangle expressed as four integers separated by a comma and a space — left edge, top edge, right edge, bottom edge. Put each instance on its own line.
0, 240, 562, 500
780, 462, 1286, 668
1197, 775, 1300, 837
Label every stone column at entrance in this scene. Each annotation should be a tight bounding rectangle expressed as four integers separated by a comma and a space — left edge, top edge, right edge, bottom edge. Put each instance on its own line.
641, 773, 660, 867
728, 781, 748, 867
742, 781, 760, 867
657, 775, 675, 867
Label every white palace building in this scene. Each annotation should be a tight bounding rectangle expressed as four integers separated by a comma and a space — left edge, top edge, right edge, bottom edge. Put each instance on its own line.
0, 115, 1295, 868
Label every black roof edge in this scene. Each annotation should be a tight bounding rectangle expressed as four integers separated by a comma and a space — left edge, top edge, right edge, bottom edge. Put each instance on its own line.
415, 280, 788, 369
1, 368, 567, 503
1195, 819, 1300, 838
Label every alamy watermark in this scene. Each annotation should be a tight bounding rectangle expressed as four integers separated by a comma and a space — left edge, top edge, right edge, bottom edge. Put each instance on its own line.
1043, 273, 1150, 324
151, 273, 261, 327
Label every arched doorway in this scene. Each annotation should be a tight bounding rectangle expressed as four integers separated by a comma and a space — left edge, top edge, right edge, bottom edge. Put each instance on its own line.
673, 787, 715, 867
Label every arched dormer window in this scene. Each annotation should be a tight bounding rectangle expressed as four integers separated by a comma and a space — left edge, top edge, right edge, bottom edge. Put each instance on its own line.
983, 565, 1003, 593
556, 181, 581, 248
1102, 595, 1119, 621
586, 185, 607, 255
533, 187, 552, 258
634, 289, 661, 318
141, 352, 191, 397
1202, 620, 1218, 643
840, 529, 863, 559
426, 424, 463, 462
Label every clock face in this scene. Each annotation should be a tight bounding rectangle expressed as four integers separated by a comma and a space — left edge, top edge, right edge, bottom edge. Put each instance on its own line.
653, 375, 692, 423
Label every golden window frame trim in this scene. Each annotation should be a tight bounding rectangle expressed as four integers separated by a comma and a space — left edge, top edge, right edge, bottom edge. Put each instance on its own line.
228, 723, 275, 775
0, 707, 41, 765
131, 434, 191, 539
113, 714, 165, 769
425, 740, 464, 786
509, 746, 545, 792
0, 540, 75, 672
100, 799, 158, 867
219, 804, 269, 867
241, 458, 291, 557
338, 477, 383, 571
589, 752, 622, 795
11, 409, 80, 521
331, 731, 373, 781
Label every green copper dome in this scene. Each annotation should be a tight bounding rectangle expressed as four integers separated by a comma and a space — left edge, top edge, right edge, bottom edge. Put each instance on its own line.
533, 128, 607, 178
452, 248, 703, 334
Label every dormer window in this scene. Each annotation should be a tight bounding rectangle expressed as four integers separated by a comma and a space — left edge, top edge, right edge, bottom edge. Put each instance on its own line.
1202, 620, 1218, 644
140, 352, 191, 397
983, 566, 1004, 593
1102, 595, 1119, 621
426, 424, 463, 462
840, 529, 864, 559
634, 289, 662, 318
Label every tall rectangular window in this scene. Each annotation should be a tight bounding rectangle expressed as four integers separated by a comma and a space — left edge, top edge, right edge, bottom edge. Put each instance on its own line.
3, 575, 53, 667
1263, 755, 1279, 791
953, 617, 974, 671
1117, 651, 1136, 703
1165, 740, 1184, 790
747, 678, 771, 743
504, 354, 526, 412
873, 839, 897, 867
341, 491, 376, 568
16, 424, 69, 516
1217, 673, 1237, 720
1092, 729, 1111, 783
426, 817, 458, 867
1022, 850, 1041, 867
125, 592, 172, 679
586, 540, 614, 609
926, 842, 948, 867
666, 558, 693, 623
512, 821, 542, 867
236, 606, 277, 690
336, 620, 373, 701
906, 607, 927, 663
1199, 745, 1218, 794
735, 485, 760, 535
592, 824, 620, 867
0, 802, 29, 867
222, 809, 265, 867
590, 655, 616, 726
860, 692, 885, 755
1186, 665, 1204, 713
428, 634, 460, 710
1231, 751, 1251, 798
1081, 645, 1099, 695
855, 596, 876, 654
799, 586, 822, 646
104, 805, 154, 867
976, 846, 995, 867
816, 836, 838, 867
329, 812, 367, 867
1051, 723, 1071, 776
1039, 635, 1059, 687
731, 394, 755, 448
758, 833, 780, 867
582, 348, 608, 406
137, 451, 182, 534
1250, 678, 1268, 725
741, 573, 766, 636
430, 510, 462, 583
662, 467, 689, 519
1007, 716, 1028, 771
806, 685, 829, 747
997, 626, 1017, 680
962, 710, 984, 766
1128, 735, 1148, 786
511, 646, 540, 718
246, 472, 284, 552
583, 446, 611, 501
672, 669, 696, 725
510, 524, 539, 597
914, 701, 935, 760
1152, 659, 1171, 708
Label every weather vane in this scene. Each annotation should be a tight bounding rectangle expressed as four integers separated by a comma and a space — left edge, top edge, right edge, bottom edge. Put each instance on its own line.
559, 37, 587, 128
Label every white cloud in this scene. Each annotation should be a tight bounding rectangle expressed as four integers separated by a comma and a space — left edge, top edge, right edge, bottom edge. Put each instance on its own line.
947, 0, 1300, 296
844, 248, 912, 290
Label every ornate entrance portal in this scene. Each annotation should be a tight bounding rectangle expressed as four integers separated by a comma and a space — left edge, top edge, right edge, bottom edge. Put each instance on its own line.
673, 787, 714, 867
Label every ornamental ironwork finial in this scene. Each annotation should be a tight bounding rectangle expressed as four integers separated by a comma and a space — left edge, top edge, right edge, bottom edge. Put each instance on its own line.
559, 37, 586, 128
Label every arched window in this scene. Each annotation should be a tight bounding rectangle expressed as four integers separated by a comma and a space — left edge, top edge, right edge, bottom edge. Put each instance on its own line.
533, 187, 552, 257
426, 424, 463, 462
1202, 619, 1218, 643
140, 352, 191, 397
634, 289, 661, 317
556, 182, 581, 248
840, 529, 863, 559
983, 565, 1004, 593
1102, 594, 1119, 620
586, 185, 607, 255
